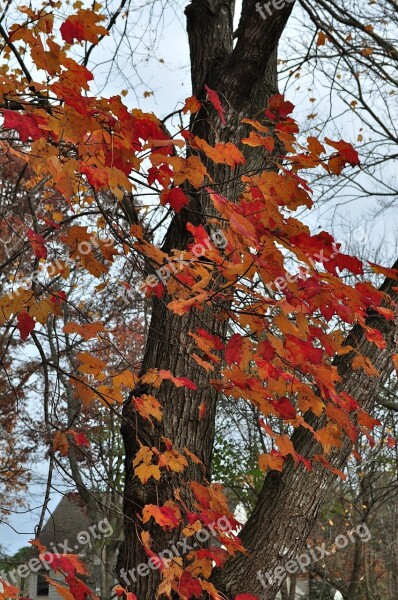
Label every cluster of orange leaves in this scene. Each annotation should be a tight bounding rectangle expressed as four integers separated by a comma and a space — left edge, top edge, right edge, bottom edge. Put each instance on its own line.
0, 4, 398, 600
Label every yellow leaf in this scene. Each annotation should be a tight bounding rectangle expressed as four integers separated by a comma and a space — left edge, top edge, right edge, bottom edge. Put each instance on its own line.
97, 385, 123, 404
77, 352, 107, 376
28, 297, 62, 324
182, 520, 203, 537
141, 369, 163, 388
168, 155, 209, 188
0, 288, 32, 325
133, 446, 161, 483
133, 394, 163, 422
158, 449, 188, 473
112, 370, 138, 389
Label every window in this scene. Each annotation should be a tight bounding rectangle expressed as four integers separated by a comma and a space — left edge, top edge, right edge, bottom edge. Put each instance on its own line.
36, 572, 49, 597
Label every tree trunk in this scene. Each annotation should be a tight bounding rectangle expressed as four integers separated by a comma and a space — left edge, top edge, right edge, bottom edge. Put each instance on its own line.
117, 0, 398, 598
214, 265, 398, 599
117, 1, 292, 597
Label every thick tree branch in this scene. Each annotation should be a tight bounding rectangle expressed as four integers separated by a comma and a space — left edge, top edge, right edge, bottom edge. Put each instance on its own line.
215, 260, 398, 599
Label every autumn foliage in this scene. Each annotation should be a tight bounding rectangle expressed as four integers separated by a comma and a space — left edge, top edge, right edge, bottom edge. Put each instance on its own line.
0, 3, 397, 600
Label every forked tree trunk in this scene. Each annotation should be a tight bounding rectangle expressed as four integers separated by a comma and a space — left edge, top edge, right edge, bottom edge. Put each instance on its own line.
213, 268, 398, 599
117, 0, 398, 598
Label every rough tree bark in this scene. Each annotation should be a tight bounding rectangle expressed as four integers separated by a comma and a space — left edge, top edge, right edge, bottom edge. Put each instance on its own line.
213, 265, 398, 599
117, 0, 398, 598
117, 1, 289, 596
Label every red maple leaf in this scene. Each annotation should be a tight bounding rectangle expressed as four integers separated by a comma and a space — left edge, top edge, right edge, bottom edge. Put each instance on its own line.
178, 570, 202, 599
325, 138, 360, 166
172, 375, 197, 390
204, 85, 226, 124
80, 164, 109, 189
265, 93, 294, 121
160, 187, 189, 213
196, 328, 224, 350
70, 431, 90, 448
27, 228, 47, 259
272, 396, 297, 420
197, 547, 229, 567
225, 333, 244, 365
17, 312, 35, 340
2, 110, 44, 142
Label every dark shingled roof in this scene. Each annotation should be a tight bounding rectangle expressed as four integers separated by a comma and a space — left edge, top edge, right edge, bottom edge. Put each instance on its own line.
38, 494, 91, 550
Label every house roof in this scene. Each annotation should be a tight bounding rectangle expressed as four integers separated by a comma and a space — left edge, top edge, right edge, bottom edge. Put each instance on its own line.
38, 494, 91, 550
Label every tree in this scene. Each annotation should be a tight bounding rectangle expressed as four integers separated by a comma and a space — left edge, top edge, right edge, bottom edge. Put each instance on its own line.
0, 2, 397, 600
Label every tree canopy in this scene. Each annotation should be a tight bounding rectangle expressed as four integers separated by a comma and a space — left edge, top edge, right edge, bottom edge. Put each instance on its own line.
0, 1, 397, 599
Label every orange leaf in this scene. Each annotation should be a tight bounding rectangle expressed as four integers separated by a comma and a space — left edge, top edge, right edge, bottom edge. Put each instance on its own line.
368, 262, 398, 279
183, 96, 202, 114
169, 155, 209, 188
53, 431, 69, 456
133, 394, 163, 423
63, 321, 105, 340
60, 9, 108, 44
77, 352, 107, 376
47, 578, 75, 600
0, 580, 19, 600
158, 449, 188, 473
193, 136, 245, 169
258, 452, 284, 472
142, 504, 180, 530
29, 538, 47, 554
241, 131, 275, 152
352, 354, 379, 377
